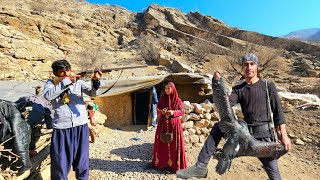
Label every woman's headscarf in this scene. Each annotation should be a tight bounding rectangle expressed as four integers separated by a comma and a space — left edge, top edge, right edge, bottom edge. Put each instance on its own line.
157, 82, 181, 110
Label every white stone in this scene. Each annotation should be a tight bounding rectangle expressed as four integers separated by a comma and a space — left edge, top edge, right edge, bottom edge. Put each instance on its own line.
188, 128, 196, 135
183, 131, 189, 136
204, 113, 212, 120
201, 100, 213, 113
194, 119, 208, 128
199, 135, 206, 143
182, 121, 194, 129
201, 127, 210, 135
294, 138, 305, 145
189, 135, 199, 143
194, 127, 202, 135
180, 114, 190, 123
189, 113, 200, 121
211, 112, 220, 121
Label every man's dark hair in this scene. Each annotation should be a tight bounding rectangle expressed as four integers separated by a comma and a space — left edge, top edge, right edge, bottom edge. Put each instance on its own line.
51, 60, 71, 72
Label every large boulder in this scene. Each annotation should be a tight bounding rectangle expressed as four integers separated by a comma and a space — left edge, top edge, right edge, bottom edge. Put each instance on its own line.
307, 70, 319, 77
157, 53, 173, 66
172, 60, 193, 73
299, 59, 315, 71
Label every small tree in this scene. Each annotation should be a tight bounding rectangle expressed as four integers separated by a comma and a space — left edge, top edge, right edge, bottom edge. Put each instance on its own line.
192, 39, 216, 60
226, 42, 254, 80
74, 46, 106, 71
136, 34, 160, 62
226, 41, 280, 82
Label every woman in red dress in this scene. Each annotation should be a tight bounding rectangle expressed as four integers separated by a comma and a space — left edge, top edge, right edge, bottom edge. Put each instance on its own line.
151, 82, 187, 172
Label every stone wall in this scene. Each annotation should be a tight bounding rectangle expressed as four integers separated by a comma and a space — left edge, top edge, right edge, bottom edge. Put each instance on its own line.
95, 93, 132, 127
180, 100, 220, 147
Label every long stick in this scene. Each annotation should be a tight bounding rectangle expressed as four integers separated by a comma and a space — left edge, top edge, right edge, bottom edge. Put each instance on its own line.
0, 135, 16, 146
78, 65, 148, 77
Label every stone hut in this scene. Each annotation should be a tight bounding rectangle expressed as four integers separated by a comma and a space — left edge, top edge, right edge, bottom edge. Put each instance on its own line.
93, 73, 212, 127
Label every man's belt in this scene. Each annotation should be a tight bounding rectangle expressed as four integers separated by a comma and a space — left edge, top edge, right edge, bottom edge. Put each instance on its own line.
247, 123, 274, 139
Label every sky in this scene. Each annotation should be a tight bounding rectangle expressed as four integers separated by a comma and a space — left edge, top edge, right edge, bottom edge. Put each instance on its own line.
87, 0, 320, 37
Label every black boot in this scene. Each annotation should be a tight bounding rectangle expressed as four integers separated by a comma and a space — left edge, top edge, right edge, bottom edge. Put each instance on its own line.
176, 161, 208, 179
16, 151, 32, 176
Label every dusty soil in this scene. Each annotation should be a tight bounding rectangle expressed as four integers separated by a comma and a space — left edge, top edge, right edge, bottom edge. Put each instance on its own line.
62, 106, 320, 180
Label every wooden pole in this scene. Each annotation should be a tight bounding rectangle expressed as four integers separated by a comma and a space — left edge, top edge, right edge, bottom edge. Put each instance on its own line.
133, 92, 137, 125
147, 89, 152, 127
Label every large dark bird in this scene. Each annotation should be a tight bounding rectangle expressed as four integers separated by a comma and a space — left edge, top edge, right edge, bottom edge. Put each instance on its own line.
212, 76, 287, 175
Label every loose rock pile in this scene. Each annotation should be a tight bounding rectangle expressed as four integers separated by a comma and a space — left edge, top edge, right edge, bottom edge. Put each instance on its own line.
181, 100, 220, 146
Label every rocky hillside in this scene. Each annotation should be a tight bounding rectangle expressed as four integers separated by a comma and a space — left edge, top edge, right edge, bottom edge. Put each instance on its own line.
0, 0, 319, 93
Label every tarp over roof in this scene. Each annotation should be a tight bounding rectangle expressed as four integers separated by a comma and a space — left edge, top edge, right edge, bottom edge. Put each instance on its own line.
0, 73, 212, 101
97, 73, 212, 97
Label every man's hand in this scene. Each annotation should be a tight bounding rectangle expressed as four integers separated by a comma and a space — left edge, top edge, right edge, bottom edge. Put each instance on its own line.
277, 124, 292, 152
281, 134, 292, 152
68, 72, 81, 83
92, 70, 103, 80
214, 71, 222, 80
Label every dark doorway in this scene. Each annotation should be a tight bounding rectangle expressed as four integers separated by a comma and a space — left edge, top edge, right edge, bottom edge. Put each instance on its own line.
132, 84, 163, 125
134, 89, 150, 125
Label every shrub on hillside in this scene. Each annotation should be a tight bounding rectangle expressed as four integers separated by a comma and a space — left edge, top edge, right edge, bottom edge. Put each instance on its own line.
136, 34, 160, 63
226, 42, 280, 82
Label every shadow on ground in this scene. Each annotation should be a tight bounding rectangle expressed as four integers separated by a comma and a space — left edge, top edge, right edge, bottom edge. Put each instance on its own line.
110, 143, 153, 161
90, 143, 173, 174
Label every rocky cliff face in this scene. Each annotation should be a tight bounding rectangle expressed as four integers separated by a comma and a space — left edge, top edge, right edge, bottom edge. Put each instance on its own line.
0, 0, 319, 82
0, 0, 135, 80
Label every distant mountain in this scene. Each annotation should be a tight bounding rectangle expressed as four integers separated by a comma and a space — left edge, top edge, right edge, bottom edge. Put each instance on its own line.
283, 28, 320, 41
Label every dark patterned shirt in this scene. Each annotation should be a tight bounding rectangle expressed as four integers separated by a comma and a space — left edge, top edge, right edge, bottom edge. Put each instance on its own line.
229, 79, 285, 125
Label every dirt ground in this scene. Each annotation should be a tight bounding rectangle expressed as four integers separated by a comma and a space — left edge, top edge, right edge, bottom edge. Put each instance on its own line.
194, 108, 320, 180
61, 105, 320, 180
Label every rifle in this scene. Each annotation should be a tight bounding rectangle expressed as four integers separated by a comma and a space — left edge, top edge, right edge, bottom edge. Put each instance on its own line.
51, 64, 148, 101
52, 65, 147, 85
77, 65, 148, 77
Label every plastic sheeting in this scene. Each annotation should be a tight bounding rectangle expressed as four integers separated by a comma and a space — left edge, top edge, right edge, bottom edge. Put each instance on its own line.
96, 73, 212, 97
0, 73, 212, 101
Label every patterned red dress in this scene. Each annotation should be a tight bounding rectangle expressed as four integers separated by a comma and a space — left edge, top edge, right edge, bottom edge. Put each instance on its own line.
151, 82, 187, 172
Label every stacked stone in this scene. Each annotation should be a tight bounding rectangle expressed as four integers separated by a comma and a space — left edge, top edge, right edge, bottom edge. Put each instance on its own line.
181, 99, 220, 147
